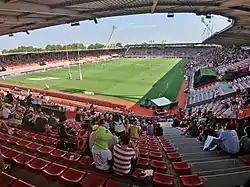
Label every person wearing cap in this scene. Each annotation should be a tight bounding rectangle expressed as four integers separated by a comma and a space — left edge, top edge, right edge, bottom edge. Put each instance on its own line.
92, 119, 113, 171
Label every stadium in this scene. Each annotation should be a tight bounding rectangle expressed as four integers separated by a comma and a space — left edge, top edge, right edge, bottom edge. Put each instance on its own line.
0, 1, 250, 187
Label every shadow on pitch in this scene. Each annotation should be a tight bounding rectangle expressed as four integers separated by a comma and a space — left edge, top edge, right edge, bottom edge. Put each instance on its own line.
138, 59, 186, 104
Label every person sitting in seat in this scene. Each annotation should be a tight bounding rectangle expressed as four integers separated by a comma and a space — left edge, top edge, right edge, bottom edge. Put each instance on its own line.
205, 123, 240, 154
92, 119, 113, 171
48, 112, 58, 129
58, 117, 72, 139
112, 133, 138, 176
240, 126, 250, 154
34, 112, 48, 132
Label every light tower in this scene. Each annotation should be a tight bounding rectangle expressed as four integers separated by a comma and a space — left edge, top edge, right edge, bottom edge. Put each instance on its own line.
107, 25, 116, 48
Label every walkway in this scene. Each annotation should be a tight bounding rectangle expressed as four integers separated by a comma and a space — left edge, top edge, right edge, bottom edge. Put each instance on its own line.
163, 127, 250, 187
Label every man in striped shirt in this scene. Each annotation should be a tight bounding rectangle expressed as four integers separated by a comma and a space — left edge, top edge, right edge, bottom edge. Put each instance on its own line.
112, 133, 138, 176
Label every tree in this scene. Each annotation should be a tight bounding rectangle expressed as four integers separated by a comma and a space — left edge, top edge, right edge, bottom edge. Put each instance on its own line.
88, 44, 95, 49
94, 43, 105, 49
2, 49, 8, 54
115, 42, 123, 48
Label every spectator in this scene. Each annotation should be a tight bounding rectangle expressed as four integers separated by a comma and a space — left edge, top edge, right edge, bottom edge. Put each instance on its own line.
112, 114, 125, 136
89, 125, 99, 151
34, 112, 48, 132
0, 103, 13, 119
26, 94, 33, 107
205, 123, 240, 154
48, 112, 58, 129
215, 123, 224, 137
240, 126, 250, 154
75, 107, 82, 122
21, 109, 34, 130
147, 122, 154, 135
181, 122, 199, 137
155, 123, 163, 136
92, 119, 113, 171
112, 133, 138, 176
5, 91, 13, 104
129, 121, 141, 139
58, 117, 72, 139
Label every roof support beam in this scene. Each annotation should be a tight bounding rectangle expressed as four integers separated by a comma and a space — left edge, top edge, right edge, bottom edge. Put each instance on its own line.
0, 1, 86, 17
0, 15, 49, 24
151, 0, 159, 13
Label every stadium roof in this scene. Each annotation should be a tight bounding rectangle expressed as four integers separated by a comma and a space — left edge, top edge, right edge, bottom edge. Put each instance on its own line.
0, 0, 250, 45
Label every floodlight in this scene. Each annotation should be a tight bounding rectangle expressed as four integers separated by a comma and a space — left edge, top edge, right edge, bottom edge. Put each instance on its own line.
70, 22, 80, 27
167, 13, 174, 18
206, 14, 212, 19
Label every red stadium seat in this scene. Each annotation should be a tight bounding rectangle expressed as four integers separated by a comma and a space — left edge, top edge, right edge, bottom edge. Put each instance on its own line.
15, 130, 28, 138
161, 142, 172, 147
0, 172, 17, 186
78, 156, 94, 169
10, 180, 35, 187
136, 157, 150, 169
24, 132, 37, 140
27, 158, 51, 173
139, 149, 149, 158
13, 153, 35, 167
38, 146, 55, 155
16, 140, 32, 148
179, 175, 204, 187
44, 137, 58, 146
26, 142, 43, 152
132, 168, 151, 182
0, 145, 11, 154
60, 168, 86, 185
149, 146, 160, 152
80, 173, 106, 187
138, 144, 148, 149
105, 179, 130, 187
167, 152, 182, 162
50, 149, 67, 160
2, 149, 21, 163
33, 135, 47, 143
7, 136, 22, 145
0, 133, 11, 143
172, 162, 191, 175
163, 147, 176, 153
153, 172, 173, 187
149, 151, 163, 160
151, 160, 168, 173
63, 152, 82, 165
43, 163, 67, 180
239, 155, 250, 165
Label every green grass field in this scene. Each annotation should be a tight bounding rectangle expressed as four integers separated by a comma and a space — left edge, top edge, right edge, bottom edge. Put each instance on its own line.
2, 58, 186, 103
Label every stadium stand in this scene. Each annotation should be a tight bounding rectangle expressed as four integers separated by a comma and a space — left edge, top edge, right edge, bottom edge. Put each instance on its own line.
0, 44, 249, 187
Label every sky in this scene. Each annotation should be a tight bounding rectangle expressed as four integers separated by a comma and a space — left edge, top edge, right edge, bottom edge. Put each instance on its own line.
0, 13, 231, 50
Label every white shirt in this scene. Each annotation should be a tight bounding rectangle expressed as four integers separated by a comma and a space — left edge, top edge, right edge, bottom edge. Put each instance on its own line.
32, 98, 38, 105
114, 119, 125, 133
37, 98, 42, 105
92, 147, 112, 170
2, 107, 11, 119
